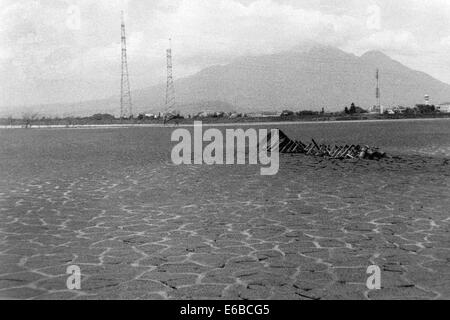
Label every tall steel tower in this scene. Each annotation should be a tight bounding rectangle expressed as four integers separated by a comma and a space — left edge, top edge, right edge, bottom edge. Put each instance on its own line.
165, 39, 176, 113
120, 11, 133, 118
376, 68, 381, 114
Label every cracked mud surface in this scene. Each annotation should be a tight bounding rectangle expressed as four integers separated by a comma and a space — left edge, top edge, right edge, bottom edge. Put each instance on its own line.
0, 123, 449, 300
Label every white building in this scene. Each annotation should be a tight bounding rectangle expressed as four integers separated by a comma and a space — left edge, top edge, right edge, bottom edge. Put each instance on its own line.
368, 105, 389, 114
368, 105, 380, 114
436, 103, 450, 113
392, 106, 408, 114
247, 111, 281, 118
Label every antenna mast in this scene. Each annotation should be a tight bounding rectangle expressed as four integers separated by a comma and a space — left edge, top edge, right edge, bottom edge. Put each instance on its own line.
165, 38, 176, 114
120, 11, 133, 118
376, 68, 381, 114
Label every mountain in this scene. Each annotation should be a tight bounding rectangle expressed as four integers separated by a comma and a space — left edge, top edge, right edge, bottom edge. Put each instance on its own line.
130, 44, 450, 114
4, 43, 450, 117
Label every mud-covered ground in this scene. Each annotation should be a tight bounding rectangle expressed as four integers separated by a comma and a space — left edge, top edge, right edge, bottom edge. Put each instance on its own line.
0, 120, 449, 300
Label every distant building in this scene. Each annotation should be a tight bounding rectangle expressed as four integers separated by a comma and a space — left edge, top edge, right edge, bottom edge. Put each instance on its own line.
392, 106, 408, 114
368, 105, 379, 113
280, 110, 295, 117
370, 105, 410, 114
436, 103, 450, 113
368, 105, 387, 114
247, 113, 264, 118
261, 111, 281, 117
386, 109, 395, 115
247, 111, 281, 118
196, 111, 212, 118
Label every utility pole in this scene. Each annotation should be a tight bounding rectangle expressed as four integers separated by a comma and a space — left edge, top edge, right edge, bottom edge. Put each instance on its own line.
120, 11, 133, 119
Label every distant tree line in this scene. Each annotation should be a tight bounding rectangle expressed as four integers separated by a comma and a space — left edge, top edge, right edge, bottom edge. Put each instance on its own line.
1, 102, 449, 127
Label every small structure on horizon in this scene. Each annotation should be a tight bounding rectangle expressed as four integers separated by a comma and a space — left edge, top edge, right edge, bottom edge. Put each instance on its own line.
436, 102, 450, 113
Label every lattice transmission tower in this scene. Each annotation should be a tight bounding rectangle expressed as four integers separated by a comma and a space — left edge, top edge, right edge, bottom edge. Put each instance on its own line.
376, 68, 381, 113
120, 11, 133, 118
165, 39, 176, 114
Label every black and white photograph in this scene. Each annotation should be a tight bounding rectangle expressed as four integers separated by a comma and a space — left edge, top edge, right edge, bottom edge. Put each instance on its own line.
0, 0, 449, 305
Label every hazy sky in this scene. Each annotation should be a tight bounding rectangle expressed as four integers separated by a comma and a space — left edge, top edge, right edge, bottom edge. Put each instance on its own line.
2, 0, 450, 107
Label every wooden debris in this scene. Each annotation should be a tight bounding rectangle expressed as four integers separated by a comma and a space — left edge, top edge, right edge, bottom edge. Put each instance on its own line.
267, 130, 387, 160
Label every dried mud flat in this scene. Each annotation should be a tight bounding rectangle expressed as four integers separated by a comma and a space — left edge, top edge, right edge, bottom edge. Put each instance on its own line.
0, 126, 449, 300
